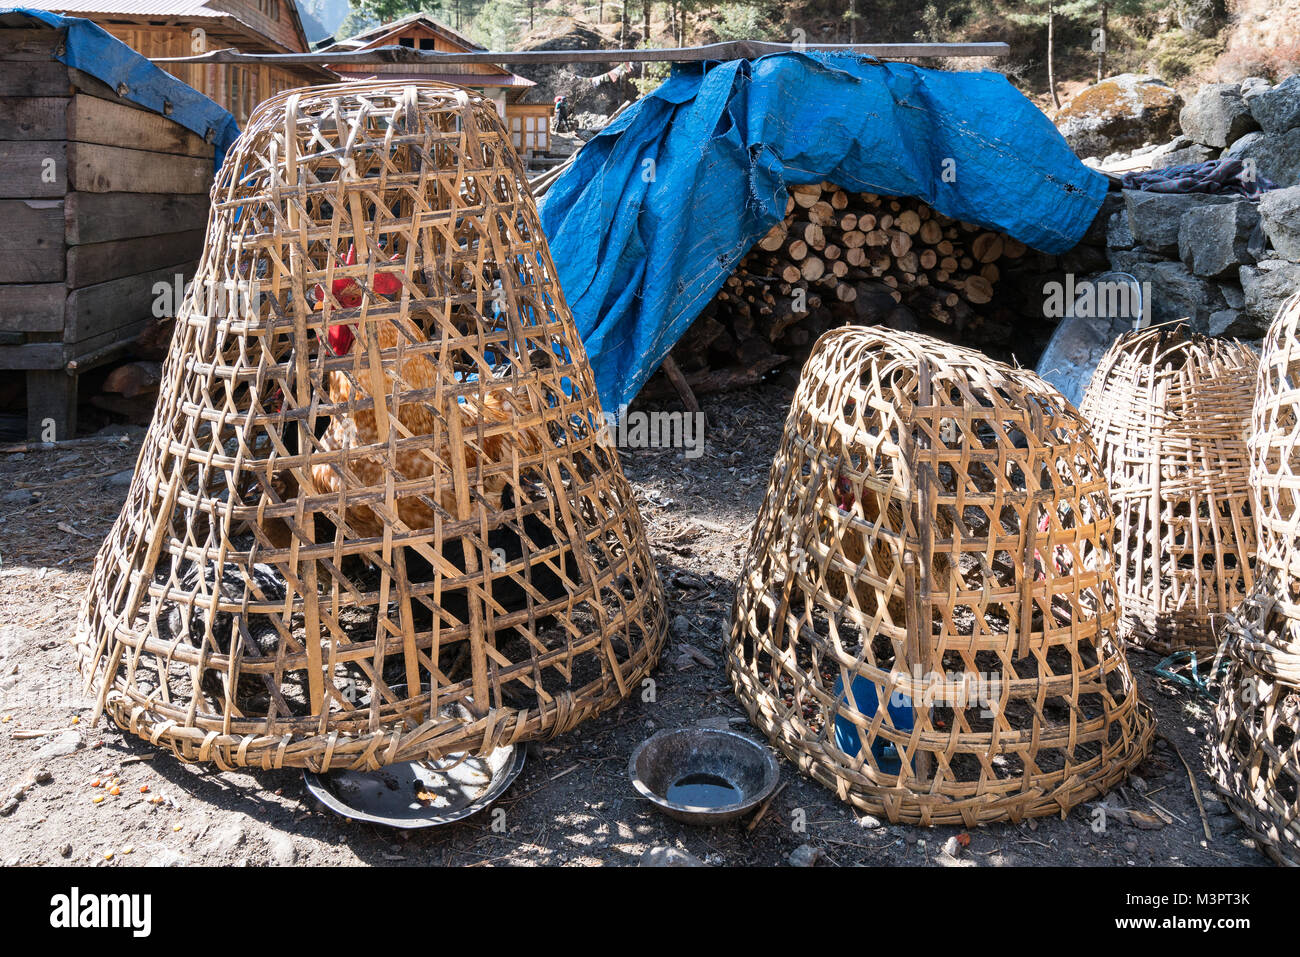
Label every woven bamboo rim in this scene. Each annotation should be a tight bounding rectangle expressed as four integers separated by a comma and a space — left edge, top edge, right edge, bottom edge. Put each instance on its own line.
1209, 572, 1300, 867
1080, 325, 1258, 653
728, 326, 1153, 827
72, 82, 666, 771
1252, 291, 1300, 581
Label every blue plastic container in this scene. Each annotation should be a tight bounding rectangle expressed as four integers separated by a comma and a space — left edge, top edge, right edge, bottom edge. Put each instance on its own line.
832, 673, 914, 774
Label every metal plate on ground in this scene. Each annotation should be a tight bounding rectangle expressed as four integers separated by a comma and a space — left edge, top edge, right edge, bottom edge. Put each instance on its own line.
304, 743, 525, 829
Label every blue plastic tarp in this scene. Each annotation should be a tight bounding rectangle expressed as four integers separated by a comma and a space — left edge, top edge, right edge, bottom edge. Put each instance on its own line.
2, 7, 239, 167
539, 52, 1108, 414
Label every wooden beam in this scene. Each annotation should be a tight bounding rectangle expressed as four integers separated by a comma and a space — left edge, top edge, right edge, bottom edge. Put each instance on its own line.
0, 199, 64, 283
66, 229, 205, 289
0, 342, 65, 370
65, 191, 210, 246
154, 40, 1011, 67
68, 142, 213, 194
25, 369, 76, 441
68, 94, 214, 158
0, 97, 69, 141
0, 283, 65, 334
0, 140, 66, 198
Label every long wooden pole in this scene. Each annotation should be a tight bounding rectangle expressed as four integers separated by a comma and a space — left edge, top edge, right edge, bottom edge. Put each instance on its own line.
154, 40, 1011, 66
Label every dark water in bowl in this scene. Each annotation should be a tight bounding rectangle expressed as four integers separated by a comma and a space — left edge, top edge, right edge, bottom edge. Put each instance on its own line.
666, 772, 743, 808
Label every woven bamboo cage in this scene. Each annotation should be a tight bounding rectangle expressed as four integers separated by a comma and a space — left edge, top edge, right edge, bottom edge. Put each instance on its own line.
1252, 291, 1300, 580
1207, 291, 1300, 866
72, 82, 667, 771
1079, 325, 1258, 653
1209, 570, 1300, 866
728, 326, 1154, 826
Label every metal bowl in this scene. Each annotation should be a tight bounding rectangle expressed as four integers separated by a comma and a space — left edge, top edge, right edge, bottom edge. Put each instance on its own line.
303, 694, 524, 829
629, 727, 780, 825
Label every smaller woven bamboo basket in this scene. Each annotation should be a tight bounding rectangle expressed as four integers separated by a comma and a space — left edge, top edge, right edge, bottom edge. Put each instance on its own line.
1080, 325, 1258, 653
728, 326, 1154, 827
1209, 570, 1300, 866
1252, 291, 1300, 580
1207, 291, 1300, 866
72, 82, 667, 771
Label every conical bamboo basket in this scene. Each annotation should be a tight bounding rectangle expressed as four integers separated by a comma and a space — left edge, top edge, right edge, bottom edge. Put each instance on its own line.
1252, 291, 1300, 581
72, 82, 666, 771
1209, 571, 1300, 866
1080, 325, 1258, 653
728, 327, 1153, 826
1208, 291, 1300, 866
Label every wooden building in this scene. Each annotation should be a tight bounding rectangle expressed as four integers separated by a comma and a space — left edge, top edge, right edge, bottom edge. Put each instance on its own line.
320, 14, 548, 155
1, 16, 218, 438
21, 0, 332, 124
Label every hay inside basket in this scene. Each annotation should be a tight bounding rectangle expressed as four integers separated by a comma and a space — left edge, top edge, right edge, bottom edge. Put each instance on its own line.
1080, 324, 1258, 653
72, 82, 666, 771
728, 326, 1153, 827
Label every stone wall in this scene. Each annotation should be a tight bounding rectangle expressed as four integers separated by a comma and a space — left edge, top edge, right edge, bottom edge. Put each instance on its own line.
1103, 186, 1300, 339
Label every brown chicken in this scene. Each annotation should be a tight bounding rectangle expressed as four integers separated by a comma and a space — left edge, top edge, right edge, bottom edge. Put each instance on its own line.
309, 248, 544, 539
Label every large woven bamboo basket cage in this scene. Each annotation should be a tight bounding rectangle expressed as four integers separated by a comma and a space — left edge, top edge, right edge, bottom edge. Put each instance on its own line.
728, 326, 1154, 826
1252, 291, 1300, 580
1079, 325, 1258, 653
72, 82, 667, 771
1209, 570, 1300, 866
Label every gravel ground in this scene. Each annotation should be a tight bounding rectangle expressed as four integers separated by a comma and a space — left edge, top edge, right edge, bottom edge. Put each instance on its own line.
0, 386, 1269, 867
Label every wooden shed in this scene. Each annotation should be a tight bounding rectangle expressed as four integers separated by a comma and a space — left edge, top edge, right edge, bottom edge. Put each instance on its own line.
1, 15, 223, 440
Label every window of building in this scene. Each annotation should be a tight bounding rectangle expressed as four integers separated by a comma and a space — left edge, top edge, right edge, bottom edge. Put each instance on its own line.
418, 37, 436, 49
398, 37, 415, 47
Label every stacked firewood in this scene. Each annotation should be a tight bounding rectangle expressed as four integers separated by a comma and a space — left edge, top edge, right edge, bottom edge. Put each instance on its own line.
661, 183, 1029, 396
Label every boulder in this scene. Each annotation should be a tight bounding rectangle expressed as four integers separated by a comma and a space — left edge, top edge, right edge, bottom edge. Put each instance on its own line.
1249, 74, 1300, 134
1178, 199, 1261, 278
1082, 191, 1125, 246
1206, 308, 1245, 337
1055, 74, 1183, 160
1240, 259, 1300, 333
1128, 260, 1231, 329
1223, 127, 1300, 188
1125, 190, 1235, 256
1108, 209, 1136, 249
1109, 246, 1164, 273
1150, 143, 1218, 168
1180, 83, 1259, 148
1061, 243, 1111, 274
1259, 186, 1300, 261
1240, 77, 1271, 101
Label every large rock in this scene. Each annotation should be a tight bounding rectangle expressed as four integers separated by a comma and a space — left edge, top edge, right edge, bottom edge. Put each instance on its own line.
1150, 143, 1218, 168
1178, 199, 1261, 278
1180, 83, 1259, 148
1109, 246, 1164, 273
1259, 186, 1300, 261
1249, 74, 1300, 134
1125, 190, 1234, 256
1241, 259, 1300, 333
1128, 260, 1231, 329
1240, 77, 1271, 101
1108, 209, 1136, 249
1222, 127, 1300, 188
1055, 74, 1183, 160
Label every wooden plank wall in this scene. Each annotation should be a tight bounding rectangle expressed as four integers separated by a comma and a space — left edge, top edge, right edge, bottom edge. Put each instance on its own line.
0, 25, 213, 438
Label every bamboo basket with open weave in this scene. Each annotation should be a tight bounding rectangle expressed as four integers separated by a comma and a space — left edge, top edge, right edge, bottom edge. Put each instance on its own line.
1208, 291, 1300, 866
72, 82, 667, 771
728, 327, 1154, 827
1079, 325, 1258, 653
1209, 573, 1300, 866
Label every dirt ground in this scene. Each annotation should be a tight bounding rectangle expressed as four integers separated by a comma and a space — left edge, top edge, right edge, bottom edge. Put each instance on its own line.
0, 383, 1269, 867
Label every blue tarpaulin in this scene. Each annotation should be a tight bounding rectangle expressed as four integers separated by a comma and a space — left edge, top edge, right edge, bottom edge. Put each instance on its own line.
539, 52, 1108, 414
2, 7, 239, 167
